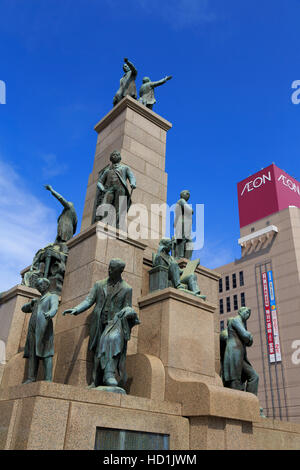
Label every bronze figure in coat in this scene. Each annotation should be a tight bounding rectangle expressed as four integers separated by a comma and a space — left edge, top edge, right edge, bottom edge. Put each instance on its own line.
63, 259, 140, 389
22, 278, 59, 383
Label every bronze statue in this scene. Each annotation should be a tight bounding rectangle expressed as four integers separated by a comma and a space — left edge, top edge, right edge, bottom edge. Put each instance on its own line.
22, 242, 68, 295
95, 150, 136, 228
220, 307, 258, 392
113, 58, 138, 106
22, 278, 59, 383
152, 238, 205, 298
63, 259, 140, 390
139, 75, 172, 110
173, 190, 193, 259
45, 184, 77, 243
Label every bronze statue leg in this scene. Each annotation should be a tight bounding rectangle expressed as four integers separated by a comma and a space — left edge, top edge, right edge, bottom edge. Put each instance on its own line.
242, 362, 259, 396
43, 357, 53, 382
103, 357, 118, 386
186, 274, 200, 295
89, 356, 101, 388
24, 354, 39, 383
226, 379, 244, 391
168, 261, 182, 288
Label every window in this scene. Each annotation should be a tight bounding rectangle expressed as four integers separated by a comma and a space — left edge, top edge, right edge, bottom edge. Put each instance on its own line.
251, 227, 255, 233
219, 299, 224, 314
239, 271, 244, 287
219, 278, 223, 293
232, 273, 237, 289
226, 297, 231, 313
95, 427, 169, 450
225, 276, 230, 291
220, 320, 225, 331
241, 292, 246, 307
234, 294, 238, 310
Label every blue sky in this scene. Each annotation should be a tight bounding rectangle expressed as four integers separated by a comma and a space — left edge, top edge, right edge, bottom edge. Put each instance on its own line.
1, 0, 300, 290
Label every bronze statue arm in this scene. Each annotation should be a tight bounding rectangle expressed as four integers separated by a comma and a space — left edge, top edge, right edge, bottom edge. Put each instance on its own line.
44, 295, 60, 319
97, 169, 109, 193
124, 58, 137, 76
63, 283, 98, 316
232, 318, 253, 346
151, 76, 172, 88
21, 299, 36, 313
45, 185, 71, 210
126, 166, 136, 189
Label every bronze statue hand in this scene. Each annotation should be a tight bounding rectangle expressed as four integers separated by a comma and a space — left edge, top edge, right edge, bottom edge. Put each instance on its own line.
44, 312, 51, 320
44, 184, 53, 192
97, 182, 106, 193
166, 75, 172, 81
62, 308, 76, 316
130, 183, 136, 190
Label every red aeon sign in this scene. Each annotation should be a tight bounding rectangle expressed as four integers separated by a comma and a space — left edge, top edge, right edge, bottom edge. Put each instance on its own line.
237, 164, 300, 228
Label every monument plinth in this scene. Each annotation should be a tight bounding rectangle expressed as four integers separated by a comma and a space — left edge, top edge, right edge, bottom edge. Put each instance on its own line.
81, 96, 171, 255
2, 92, 300, 449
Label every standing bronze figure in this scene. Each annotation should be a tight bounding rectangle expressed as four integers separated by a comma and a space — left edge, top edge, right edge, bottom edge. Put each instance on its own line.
173, 190, 193, 259
44, 184, 77, 243
220, 307, 265, 416
113, 58, 138, 106
95, 150, 136, 228
63, 259, 140, 391
139, 75, 172, 110
22, 278, 59, 383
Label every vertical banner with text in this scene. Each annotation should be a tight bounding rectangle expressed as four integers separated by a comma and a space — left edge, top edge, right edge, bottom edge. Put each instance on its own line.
262, 271, 276, 363
267, 270, 282, 362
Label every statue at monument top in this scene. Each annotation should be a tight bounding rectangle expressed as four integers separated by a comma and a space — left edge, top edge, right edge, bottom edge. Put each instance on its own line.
113, 57, 138, 107
139, 75, 172, 110
44, 184, 78, 243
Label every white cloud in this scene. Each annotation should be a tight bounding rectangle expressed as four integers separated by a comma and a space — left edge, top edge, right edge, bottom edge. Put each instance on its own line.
41, 153, 68, 179
195, 239, 236, 270
0, 159, 57, 292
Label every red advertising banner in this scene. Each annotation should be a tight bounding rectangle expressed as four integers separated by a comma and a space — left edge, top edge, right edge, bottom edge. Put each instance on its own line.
261, 272, 276, 363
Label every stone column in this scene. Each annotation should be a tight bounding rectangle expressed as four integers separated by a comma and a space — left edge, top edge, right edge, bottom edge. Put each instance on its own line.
81, 96, 172, 255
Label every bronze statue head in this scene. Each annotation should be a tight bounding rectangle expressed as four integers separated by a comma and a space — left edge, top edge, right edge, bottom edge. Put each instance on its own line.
239, 306, 251, 322
36, 277, 50, 295
110, 150, 122, 164
180, 190, 190, 201
159, 238, 172, 254
108, 258, 126, 280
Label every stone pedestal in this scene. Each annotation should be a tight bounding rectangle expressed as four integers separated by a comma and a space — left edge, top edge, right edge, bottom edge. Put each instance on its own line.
0, 285, 40, 388
0, 382, 187, 450
81, 96, 172, 256
137, 288, 219, 388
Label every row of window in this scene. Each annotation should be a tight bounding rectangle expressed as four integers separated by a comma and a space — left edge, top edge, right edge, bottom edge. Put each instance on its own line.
219, 292, 246, 314
219, 271, 244, 293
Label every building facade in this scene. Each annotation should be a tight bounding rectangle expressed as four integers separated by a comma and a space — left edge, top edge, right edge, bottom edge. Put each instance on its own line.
217, 164, 300, 422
